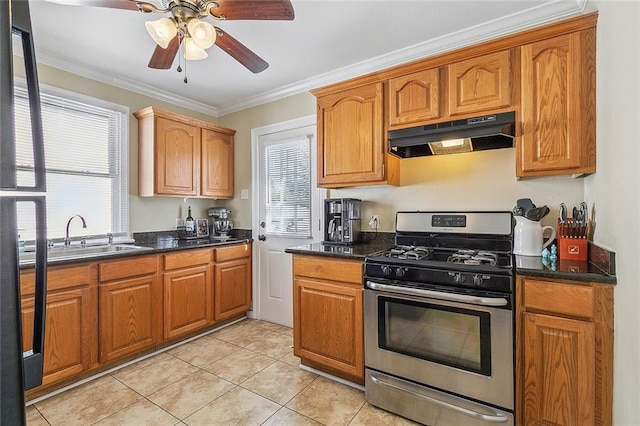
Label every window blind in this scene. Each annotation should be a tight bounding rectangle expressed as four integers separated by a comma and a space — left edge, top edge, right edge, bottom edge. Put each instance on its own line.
14, 86, 128, 241
264, 137, 311, 237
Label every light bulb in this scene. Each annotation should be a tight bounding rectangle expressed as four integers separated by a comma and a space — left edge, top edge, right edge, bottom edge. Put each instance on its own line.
187, 19, 216, 50
145, 18, 177, 49
184, 38, 208, 60
441, 139, 465, 148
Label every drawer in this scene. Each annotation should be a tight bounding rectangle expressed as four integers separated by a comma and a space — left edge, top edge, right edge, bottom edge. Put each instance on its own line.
215, 243, 251, 262
522, 278, 594, 320
21, 263, 93, 295
293, 255, 363, 284
164, 248, 212, 270
99, 255, 158, 282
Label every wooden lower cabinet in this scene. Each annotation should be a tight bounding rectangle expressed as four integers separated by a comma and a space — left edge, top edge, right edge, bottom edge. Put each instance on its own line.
292, 255, 364, 384
163, 248, 214, 340
214, 243, 252, 321
21, 264, 96, 387
98, 255, 161, 363
517, 275, 613, 426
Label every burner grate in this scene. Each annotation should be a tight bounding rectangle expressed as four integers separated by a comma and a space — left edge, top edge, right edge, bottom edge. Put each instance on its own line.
447, 250, 498, 266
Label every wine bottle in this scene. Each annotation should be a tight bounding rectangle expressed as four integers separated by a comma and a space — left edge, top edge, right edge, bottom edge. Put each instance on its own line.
185, 206, 195, 233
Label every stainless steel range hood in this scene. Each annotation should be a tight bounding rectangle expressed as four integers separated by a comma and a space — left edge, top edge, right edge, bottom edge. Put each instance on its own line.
388, 111, 515, 158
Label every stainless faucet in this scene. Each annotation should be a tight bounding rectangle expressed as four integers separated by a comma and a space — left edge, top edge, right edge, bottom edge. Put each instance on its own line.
65, 214, 87, 247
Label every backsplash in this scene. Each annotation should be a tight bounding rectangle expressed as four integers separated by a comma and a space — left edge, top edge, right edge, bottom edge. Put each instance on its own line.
589, 242, 616, 276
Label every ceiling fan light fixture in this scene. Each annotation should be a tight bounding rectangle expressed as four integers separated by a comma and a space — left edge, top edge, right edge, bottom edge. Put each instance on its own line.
145, 17, 178, 49
184, 38, 208, 60
186, 19, 216, 50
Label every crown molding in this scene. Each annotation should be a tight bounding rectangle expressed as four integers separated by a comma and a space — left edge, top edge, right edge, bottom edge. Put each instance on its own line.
31, 0, 586, 118
216, 0, 587, 116
33, 49, 220, 117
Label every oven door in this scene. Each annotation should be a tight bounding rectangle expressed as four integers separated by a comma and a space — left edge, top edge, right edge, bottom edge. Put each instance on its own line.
364, 280, 514, 411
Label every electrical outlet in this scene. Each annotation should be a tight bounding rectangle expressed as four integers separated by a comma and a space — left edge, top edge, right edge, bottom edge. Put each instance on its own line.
369, 215, 379, 229
175, 218, 184, 228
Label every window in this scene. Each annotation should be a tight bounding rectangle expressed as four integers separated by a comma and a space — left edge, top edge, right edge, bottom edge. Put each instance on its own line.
14, 84, 128, 242
264, 137, 311, 237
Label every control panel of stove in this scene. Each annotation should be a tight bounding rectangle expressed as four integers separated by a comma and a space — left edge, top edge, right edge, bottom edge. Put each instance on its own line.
432, 214, 467, 228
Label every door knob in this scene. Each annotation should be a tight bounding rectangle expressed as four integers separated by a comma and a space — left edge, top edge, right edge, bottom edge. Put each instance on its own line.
258, 235, 266, 241
260, 221, 266, 228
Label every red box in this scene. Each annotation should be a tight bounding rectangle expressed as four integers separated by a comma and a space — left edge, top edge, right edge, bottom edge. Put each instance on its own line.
558, 236, 588, 261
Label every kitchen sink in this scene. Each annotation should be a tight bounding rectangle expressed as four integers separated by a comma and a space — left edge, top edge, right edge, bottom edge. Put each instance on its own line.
19, 244, 153, 264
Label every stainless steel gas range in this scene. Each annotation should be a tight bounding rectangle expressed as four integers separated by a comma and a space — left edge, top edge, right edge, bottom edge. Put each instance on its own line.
364, 211, 515, 426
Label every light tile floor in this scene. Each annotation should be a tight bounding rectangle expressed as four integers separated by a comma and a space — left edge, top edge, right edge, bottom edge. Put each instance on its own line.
26, 319, 418, 425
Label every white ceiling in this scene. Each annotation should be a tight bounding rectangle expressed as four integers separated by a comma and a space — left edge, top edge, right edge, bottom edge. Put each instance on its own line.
27, 0, 586, 117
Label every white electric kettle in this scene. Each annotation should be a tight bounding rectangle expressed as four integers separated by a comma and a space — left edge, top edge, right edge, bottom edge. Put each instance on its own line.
513, 216, 556, 257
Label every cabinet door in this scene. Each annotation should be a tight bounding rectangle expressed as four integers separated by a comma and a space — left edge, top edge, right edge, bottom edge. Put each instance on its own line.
522, 312, 595, 425
293, 277, 363, 381
388, 68, 440, 126
155, 117, 200, 196
201, 128, 234, 199
519, 31, 596, 176
99, 274, 162, 362
163, 265, 213, 339
448, 50, 512, 115
21, 287, 92, 386
214, 257, 252, 321
317, 82, 385, 186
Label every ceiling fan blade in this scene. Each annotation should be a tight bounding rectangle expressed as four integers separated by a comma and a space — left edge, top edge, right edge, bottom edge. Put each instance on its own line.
214, 27, 269, 73
148, 36, 180, 69
45, 0, 159, 12
209, 0, 294, 20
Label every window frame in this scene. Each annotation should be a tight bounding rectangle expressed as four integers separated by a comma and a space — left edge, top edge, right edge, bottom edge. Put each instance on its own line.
14, 78, 129, 243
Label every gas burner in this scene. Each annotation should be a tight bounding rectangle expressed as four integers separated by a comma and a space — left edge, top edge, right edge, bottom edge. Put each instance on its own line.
386, 245, 433, 260
447, 250, 498, 266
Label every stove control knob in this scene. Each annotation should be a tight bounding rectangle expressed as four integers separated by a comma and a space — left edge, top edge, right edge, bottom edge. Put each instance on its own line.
473, 274, 483, 286
395, 267, 406, 278
453, 273, 465, 284
381, 265, 391, 276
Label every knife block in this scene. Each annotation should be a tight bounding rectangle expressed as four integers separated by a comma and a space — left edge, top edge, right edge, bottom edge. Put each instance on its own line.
558, 235, 588, 261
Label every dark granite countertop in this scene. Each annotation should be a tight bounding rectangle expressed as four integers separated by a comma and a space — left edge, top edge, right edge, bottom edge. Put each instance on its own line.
19, 235, 252, 269
515, 255, 616, 284
285, 233, 395, 260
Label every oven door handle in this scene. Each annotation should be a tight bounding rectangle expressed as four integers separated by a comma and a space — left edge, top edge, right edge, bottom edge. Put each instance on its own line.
367, 281, 509, 307
369, 373, 510, 423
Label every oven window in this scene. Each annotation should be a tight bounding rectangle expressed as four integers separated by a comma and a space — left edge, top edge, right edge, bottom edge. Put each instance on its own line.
378, 297, 491, 376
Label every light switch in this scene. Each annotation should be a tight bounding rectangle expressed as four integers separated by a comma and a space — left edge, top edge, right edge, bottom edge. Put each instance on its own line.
241, 189, 249, 199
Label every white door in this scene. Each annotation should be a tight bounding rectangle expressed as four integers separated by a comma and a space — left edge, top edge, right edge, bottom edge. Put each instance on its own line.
251, 115, 323, 327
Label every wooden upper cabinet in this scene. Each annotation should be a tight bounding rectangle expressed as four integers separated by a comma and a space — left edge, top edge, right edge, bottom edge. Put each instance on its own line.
518, 30, 596, 177
154, 117, 200, 196
315, 82, 399, 188
201, 128, 234, 199
388, 68, 440, 127
135, 107, 236, 198
447, 50, 512, 116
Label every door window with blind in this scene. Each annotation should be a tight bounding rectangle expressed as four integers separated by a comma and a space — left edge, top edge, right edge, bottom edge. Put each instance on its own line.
14, 84, 128, 242
264, 137, 311, 238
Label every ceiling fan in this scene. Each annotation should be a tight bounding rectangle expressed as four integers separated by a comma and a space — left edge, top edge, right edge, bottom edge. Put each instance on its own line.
45, 0, 294, 76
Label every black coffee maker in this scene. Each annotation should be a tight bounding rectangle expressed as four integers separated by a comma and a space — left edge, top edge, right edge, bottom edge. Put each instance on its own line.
324, 198, 361, 245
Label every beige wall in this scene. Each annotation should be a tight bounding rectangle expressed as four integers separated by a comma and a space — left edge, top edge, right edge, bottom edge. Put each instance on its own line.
22, 63, 221, 232
216, 92, 316, 228
586, 2, 640, 424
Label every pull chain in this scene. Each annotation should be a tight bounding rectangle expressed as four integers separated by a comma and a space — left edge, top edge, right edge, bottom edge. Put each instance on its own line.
176, 34, 183, 73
